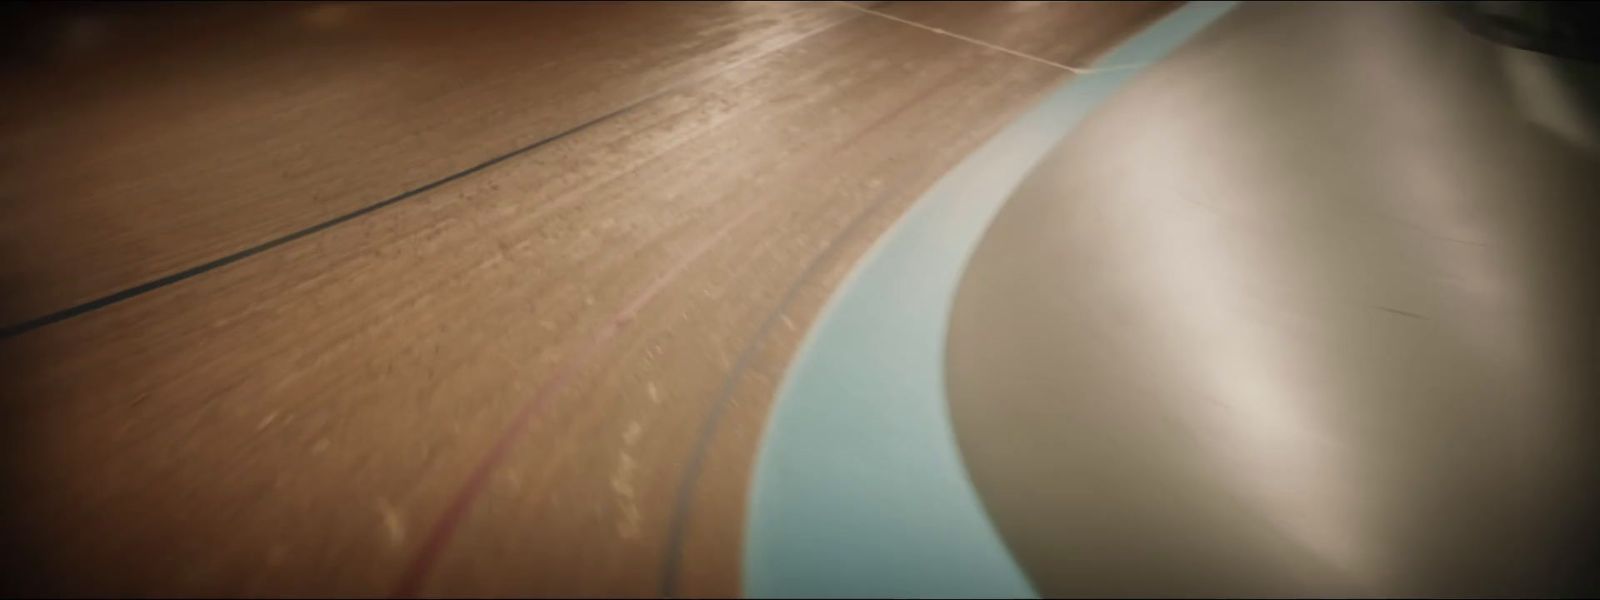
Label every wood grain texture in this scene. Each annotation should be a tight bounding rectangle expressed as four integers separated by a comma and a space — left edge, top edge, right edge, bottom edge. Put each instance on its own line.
0, 2, 853, 325
0, 2, 1168, 596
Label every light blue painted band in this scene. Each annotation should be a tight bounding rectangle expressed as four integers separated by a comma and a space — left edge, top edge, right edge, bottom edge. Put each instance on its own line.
743, 3, 1239, 597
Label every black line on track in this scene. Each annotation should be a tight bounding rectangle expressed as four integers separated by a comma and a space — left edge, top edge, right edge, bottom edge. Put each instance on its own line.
2, 6, 870, 342
0, 103, 643, 340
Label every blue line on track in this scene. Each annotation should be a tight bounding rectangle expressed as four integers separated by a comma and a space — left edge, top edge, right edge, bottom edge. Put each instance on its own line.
742, 3, 1239, 597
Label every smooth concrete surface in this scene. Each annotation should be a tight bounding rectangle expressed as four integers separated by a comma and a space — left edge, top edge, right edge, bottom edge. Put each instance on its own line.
948, 2, 1600, 596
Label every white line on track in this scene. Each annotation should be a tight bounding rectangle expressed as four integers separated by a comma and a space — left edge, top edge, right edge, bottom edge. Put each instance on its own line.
832, 1, 1086, 74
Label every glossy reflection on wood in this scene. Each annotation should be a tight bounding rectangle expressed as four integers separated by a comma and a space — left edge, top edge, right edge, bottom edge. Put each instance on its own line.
0, 1, 1171, 596
0, 2, 851, 326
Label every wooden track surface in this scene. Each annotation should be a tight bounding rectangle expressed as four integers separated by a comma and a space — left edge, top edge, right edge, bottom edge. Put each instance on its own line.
0, 2, 1175, 596
0, 2, 850, 325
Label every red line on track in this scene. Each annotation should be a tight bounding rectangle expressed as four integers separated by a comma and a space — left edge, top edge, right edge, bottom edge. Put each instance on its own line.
391, 205, 761, 598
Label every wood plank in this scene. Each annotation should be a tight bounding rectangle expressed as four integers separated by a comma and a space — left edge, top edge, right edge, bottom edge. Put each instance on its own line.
0, 1, 852, 326
0, 2, 1166, 596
